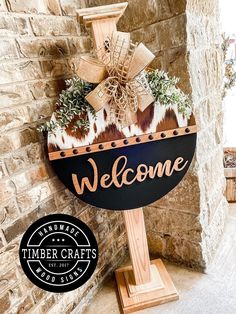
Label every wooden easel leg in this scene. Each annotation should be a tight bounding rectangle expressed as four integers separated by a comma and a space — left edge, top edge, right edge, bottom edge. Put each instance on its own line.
115, 208, 179, 313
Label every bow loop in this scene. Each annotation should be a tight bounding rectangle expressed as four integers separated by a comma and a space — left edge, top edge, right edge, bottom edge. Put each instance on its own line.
76, 31, 155, 128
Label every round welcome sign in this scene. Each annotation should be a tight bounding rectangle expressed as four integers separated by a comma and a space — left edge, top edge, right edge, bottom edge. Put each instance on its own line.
46, 30, 197, 211
49, 126, 196, 210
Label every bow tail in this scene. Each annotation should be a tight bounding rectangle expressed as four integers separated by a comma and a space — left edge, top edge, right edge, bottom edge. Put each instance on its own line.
85, 78, 115, 112
129, 75, 155, 112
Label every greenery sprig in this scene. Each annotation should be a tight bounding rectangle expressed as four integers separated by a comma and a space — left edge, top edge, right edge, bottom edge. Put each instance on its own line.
146, 70, 192, 119
38, 71, 192, 134
37, 77, 96, 133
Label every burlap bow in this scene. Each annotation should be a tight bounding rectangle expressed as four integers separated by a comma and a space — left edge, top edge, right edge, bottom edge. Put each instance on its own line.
76, 31, 155, 127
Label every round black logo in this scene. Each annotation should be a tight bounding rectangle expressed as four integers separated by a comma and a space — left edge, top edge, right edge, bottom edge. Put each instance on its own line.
19, 214, 98, 293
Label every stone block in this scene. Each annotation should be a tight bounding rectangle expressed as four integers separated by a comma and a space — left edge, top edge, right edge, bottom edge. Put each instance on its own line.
187, 15, 221, 49
0, 106, 29, 133
0, 241, 19, 272
6, 0, 61, 15
150, 171, 200, 214
0, 198, 20, 226
31, 287, 47, 303
14, 17, 33, 36
45, 79, 66, 97
68, 36, 91, 54
131, 14, 186, 54
0, 61, 42, 85
0, 160, 8, 178
0, 83, 33, 108
54, 189, 73, 208
147, 231, 166, 255
27, 100, 54, 123
196, 120, 221, 162
16, 38, 69, 58
187, 0, 219, 17
10, 295, 34, 314
0, 291, 11, 313
16, 181, 51, 212
0, 16, 31, 36
47, 0, 62, 15
28, 79, 65, 99
195, 94, 222, 127
12, 164, 49, 193
201, 197, 228, 267
0, 268, 18, 294
29, 16, 77, 36
48, 176, 65, 193
27, 143, 44, 165
40, 59, 74, 78
60, 0, 86, 16
165, 236, 203, 268
39, 198, 57, 215
148, 231, 204, 269
29, 164, 49, 185
145, 206, 201, 242
36, 295, 55, 313
0, 39, 18, 61
0, 285, 22, 314
4, 149, 30, 175
189, 49, 223, 102
0, 0, 7, 11
3, 201, 55, 243
87, 0, 186, 32
0, 179, 16, 202
2, 217, 25, 243
150, 45, 190, 94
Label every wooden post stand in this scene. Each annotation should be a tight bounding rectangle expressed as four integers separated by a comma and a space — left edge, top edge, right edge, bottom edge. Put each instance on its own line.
77, 3, 179, 313
116, 209, 179, 313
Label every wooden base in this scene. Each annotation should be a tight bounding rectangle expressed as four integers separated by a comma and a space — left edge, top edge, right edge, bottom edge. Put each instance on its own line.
124, 264, 164, 297
115, 259, 179, 314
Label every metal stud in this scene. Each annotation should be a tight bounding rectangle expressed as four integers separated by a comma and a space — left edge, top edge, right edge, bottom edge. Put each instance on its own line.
60, 152, 66, 157
185, 128, 190, 133
161, 133, 166, 138
136, 137, 141, 143
173, 130, 178, 136
111, 142, 116, 147
86, 147, 91, 152
73, 149, 78, 154
123, 139, 129, 144
99, 144, 104, 149
148, 134, 154, 140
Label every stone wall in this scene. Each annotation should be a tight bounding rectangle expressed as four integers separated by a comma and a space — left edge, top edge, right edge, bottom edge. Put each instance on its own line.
0, 1, 127, 313
0, 0, 228, 313
143, 0, 228, 270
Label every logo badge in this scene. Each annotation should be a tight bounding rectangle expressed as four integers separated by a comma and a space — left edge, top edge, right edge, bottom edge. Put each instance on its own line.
19, 214, 98, 293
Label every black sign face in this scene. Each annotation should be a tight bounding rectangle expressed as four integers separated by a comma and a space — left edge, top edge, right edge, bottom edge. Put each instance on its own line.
19, 214, 98, 293
51, 133, 196, 210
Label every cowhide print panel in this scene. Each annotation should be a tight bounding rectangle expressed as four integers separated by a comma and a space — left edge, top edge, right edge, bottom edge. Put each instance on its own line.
48, 102, 194, 152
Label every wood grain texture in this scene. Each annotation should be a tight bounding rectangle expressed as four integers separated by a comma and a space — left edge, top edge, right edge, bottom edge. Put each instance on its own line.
224, 168, 236, 178
115, 259, 179, 313
91, 19, 117, 52
124, 264, 164, 297
123, 209, 151, 285
225, 178, 236, 202
77, 2, 128, 25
